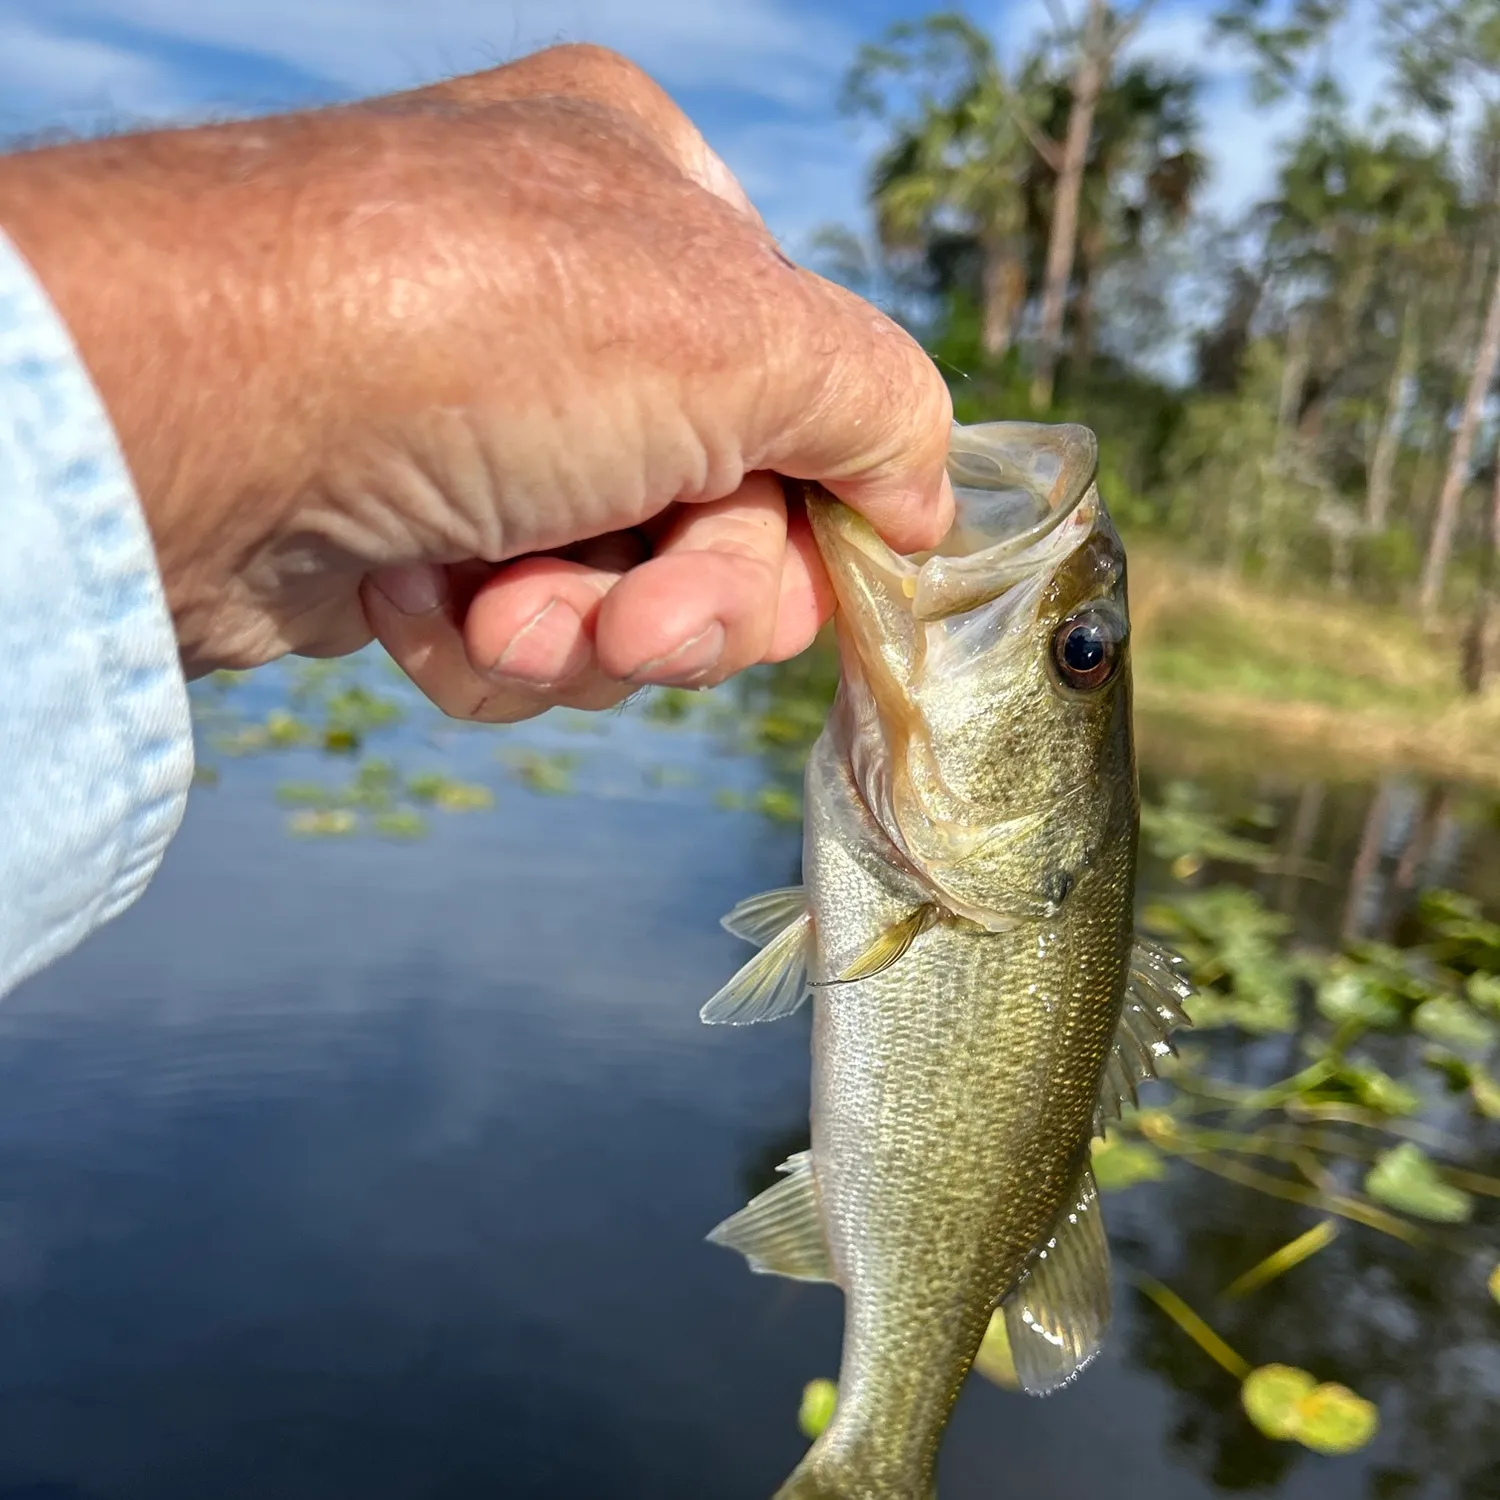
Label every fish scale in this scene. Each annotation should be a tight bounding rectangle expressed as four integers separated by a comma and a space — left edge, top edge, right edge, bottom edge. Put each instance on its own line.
799, 743, 1137, 1497
698, 421, 1194, 1500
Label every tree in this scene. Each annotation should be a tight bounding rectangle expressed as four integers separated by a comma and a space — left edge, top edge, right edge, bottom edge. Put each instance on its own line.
1029, 0, 1163, 407
841, 15, 1038, 360
1383, 0, 1500, 617
1023, 56, 1207, 377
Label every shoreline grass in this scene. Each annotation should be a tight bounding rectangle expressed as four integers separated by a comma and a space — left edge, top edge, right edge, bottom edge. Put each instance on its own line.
1127, 541, 1500, 789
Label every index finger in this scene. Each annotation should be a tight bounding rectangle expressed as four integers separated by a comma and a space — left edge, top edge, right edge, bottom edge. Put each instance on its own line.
749, 270, 955, 556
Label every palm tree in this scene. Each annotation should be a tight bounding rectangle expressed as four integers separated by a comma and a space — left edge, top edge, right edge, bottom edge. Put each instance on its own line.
842, 14, 1037, 360
1022, 57, 1206, 378
1028, 0, 1160, 408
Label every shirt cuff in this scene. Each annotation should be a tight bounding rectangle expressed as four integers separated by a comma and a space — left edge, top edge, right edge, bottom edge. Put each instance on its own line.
0, 226, 194, 998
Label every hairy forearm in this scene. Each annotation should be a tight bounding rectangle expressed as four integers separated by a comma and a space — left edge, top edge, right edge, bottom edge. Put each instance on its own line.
0, 49, 951, 696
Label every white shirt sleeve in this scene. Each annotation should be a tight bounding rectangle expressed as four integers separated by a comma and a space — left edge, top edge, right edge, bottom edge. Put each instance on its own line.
0, 226, 194, 999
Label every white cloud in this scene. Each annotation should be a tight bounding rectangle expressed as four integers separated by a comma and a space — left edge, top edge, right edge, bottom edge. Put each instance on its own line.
0, 15, 190, 134
28, 0, 853, 107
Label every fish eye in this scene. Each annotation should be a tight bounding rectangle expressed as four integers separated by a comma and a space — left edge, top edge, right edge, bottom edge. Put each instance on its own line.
1051, 608, 1125, 692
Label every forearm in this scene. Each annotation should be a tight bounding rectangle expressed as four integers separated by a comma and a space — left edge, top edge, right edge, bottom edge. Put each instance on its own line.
0, 225, 194, 998
0, 120, 359, 671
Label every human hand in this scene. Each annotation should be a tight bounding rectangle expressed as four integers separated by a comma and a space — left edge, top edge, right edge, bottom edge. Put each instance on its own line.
0, 45, 953, 718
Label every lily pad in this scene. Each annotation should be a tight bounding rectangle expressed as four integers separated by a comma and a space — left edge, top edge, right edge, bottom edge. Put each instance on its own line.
1470, 1065, 1500, 1121
971, 1309, 1020, 1390
1364, 1143, 1473, 1223
798, 1379, 838, 1439
1295, 1383, 1380, 1455
371, 808, 428, 840
1091, 1135, 1167, 1191
1317, 971, 1403, 1029
1413, 998, 1498, 1055
1335, 1059, 1421, 1117
1241, 1365, 1377, 1454
1467, 972, 1500, 1017
1242, 1364, 1317, 1441
287, 808, 357, 838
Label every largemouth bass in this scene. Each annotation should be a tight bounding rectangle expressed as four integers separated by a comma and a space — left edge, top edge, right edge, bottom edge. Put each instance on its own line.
700, 420, 1192, 1499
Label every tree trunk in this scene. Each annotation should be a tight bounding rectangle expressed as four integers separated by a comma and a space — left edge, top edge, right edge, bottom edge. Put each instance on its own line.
1275, 311, 1310, 459
1365, 295, 1418, 533
1461, 445, 1500, 694
1030, 0, 1107, 409
1072, 221, 1105, 378
1418, 257, 1500, 622
980, 242, 1026, 361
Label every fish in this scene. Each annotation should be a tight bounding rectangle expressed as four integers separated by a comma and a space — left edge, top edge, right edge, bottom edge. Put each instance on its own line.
698, 420, 1193, 1499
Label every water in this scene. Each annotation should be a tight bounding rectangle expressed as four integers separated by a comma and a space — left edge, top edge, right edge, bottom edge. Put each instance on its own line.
5, 662, 1499, 1499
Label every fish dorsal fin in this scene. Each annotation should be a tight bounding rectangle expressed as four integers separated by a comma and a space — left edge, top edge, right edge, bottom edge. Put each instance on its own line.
706, 1152, 835, 1284
1094, 937, 1195, 1136
721, 885, 807, 947
815, 904, 941, 988
701, 906, 813, 1025
1001, 1164, 1110, 1395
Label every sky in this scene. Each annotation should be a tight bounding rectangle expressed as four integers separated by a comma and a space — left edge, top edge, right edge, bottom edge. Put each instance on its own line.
2, 0, 1393, 263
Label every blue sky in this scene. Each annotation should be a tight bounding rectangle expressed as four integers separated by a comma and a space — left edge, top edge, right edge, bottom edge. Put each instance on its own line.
3, 0, 1389, 258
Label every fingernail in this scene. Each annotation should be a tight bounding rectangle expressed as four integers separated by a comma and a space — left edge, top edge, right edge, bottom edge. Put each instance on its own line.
369, 564, 445, 616
933, 471, 956, 543
486, 599, 588, 686
625, 623, 727, 686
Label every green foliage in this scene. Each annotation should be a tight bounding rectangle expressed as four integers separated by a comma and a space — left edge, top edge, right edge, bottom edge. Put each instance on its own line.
797, 1379, 839, 1440
1241, 1364, 1379, 1454
1091, 1134, 1168, 1190
1143, 886, 1306, 1033
1141, 781, 1281, 872
1413, 996, 1499, 1053
500, 749, 579, 795
1364, 1143, 1474, 1222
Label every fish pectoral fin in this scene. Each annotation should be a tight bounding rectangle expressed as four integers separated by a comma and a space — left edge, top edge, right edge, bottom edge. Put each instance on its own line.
720, 886, 808, 947
706, 1152, 835, 1284
814, 904, 941, 988
1093, 936, 1196, 1136
701, 909, 813, 1025
1001, 1163, 1111, 1396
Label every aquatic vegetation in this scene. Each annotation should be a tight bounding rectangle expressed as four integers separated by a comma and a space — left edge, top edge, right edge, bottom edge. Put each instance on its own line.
1364, 1143, 1473, 1223
797, 1380, 839, 1441
1141, 781, 1288, 878
1142, 886, 1309, 1033
405, 771, 495, 810
370, 808, 428, 840
287, 808, 357, 838
1239, 1365, 1378, 1456
499, 748, 579, 795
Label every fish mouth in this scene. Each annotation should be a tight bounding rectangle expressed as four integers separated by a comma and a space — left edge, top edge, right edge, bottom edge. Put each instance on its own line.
802, 421, 1103, 680
913, 422, 1100, 621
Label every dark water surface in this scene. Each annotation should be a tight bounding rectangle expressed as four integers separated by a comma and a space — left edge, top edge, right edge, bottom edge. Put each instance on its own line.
6, 668, 1499, 1499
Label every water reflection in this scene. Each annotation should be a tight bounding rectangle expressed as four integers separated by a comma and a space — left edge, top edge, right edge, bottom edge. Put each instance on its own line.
1, 650, 1497, 1497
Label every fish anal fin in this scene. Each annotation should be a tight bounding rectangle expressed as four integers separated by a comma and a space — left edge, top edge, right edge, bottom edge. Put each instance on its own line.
1093, 936, 1195, 1136
701, 910, 813, 1026
721, 886, 807, 947
818, 904, 941, 987
1001, 1164, 1110, 1395
707, 1152, 835, 1284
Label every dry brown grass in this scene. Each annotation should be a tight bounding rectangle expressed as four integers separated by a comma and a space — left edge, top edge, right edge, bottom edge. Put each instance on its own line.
1127, 542, 1500, 788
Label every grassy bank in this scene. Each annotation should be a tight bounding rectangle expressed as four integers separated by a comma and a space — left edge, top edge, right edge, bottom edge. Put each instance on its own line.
1128, 540, 1500, 788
